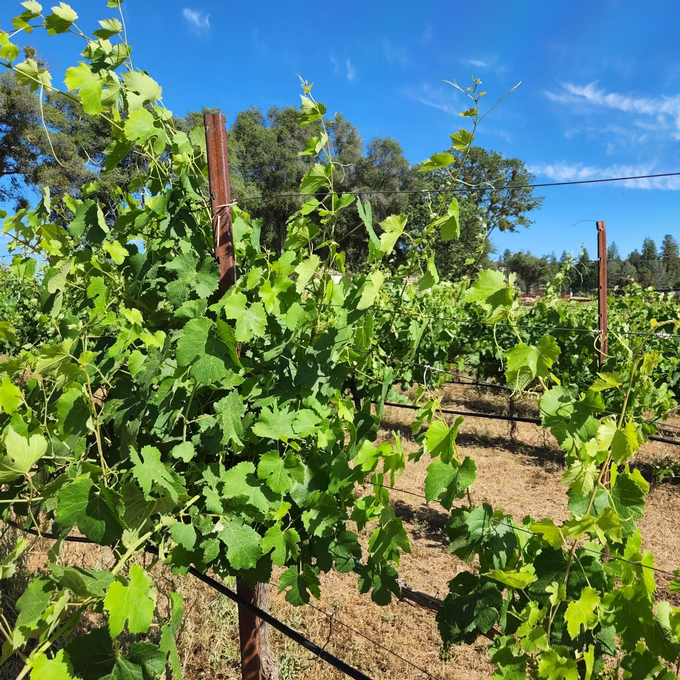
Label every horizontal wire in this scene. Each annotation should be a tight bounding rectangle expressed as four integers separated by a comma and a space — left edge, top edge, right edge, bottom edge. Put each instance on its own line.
379, 397, 680, 447
231, 171, 680, 203
368, 483, 679, 579
4, 521, 374, 680
7, 518, 439, 678
302, 599, 443, 680
322, 302, 680, 340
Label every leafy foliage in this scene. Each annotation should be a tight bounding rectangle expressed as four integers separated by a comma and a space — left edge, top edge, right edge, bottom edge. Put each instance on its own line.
1, 5, 679, 680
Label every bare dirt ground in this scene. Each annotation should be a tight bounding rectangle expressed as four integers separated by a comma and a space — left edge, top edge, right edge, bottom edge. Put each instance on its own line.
5, 383, 680, 680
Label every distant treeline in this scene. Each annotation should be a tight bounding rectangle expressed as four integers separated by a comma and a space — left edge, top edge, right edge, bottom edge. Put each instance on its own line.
497, 235, 680, 294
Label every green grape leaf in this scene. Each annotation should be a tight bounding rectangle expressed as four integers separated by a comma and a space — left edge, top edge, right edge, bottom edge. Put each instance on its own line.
45, 2, 78, 35
51, 565, 115, 598
15, 58, 52, 92
56, 387, 91, 436
424, 460, 457, 502
122, 71, 162, 110
30, 650, 74, 680
67, 628, 116, 680
217, 519, 262, 570
611, 470, 647, 523
487, 568, 536, 589
214, 391, 245, 447
379, 214, 407, 254
424, 417, 462, 464
436, 572, 503, 646
590, 372, 621, 391
531, 518, 564, 549
176, 318, 237, 385
16, 577, 54, 630
166, 252, 219, 304
450, 128, 474, 150
299, 163, 329, 194
417, 254, 439, 292
171, 441, 195, 463
220, 461, 271, 515
506, 336, 560, 391
646, 601, 680, 663
0, 426, 47, 483
564, 586, 600, 639
170, 522, 197, 550
420, 152, 455, 171
598, 419, 639, 464
433, 198, 460, 241
258, 451, 293, 494
0, 376, 21, 414
64, 62, 103, 115
294, 254, 320, 293
104, 564, 156, 637
253, 404, 296, 440
235, 302, 267, 343
124, 108, 155, 143
55, 478, 124, 545
0, 538, 28, 580
278, 564, 320, 605
103, 240, 130, 266
464, 269, 513, 319
127, 643, 167, 679
0, 32, 20, 63
130, 445, 179, 502
357, 271, 384, 310
357, 198, 379, 250
537, 650, 579, 680
261, 525, 300, 566
94, 17, 123, 38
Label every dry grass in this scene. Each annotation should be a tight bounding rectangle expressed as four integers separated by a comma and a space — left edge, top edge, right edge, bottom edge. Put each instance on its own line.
4, 383, 680, 679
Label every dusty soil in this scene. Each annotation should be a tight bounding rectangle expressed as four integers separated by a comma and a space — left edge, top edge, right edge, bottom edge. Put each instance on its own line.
5, 383, 680, 680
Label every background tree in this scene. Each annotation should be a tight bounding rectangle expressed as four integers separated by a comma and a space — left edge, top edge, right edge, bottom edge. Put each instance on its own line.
661, 234, 680, 288
500, 249, 554, 292
573, 247, 597, 293
0, 55, 143, 210
410, 146, 543, 280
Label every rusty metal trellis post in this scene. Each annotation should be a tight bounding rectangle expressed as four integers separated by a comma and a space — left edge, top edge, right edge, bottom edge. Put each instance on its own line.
204, 112, 262, 680
204, 111, 237, 297
597, 220, 608, 370
597, 220, 612, 492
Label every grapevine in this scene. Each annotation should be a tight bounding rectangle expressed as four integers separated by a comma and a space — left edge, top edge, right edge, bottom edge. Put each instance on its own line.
2, 3, 680, 679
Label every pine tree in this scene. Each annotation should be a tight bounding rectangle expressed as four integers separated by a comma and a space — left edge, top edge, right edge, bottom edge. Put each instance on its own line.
661, 234, 680, 288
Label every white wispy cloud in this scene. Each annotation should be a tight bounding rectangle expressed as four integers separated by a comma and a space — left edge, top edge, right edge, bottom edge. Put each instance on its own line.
383, 40, 409, 67
182, 8, 210, 31
546, 81, 680, 137
329, 54, 339, 74
346, 58, 356, 82
252, 29, 268, 53
464, 58, 488, 68
420, 23, 432, 45
412, 83, 459, 115
528, 161, 680, 189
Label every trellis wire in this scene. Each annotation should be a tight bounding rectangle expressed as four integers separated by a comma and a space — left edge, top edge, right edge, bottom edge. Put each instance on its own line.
4, 521, 375, 680
367, 482, 680, 579
229, 170, 680, 203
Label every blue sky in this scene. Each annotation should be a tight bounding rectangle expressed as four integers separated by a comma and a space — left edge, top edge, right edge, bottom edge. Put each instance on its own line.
6, 0, 680, 259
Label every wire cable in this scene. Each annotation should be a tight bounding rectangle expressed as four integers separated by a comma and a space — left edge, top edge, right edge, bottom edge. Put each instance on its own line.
4, 521, 374, 680
230, 171, 680, 203
378, 399, 680, 447
366, 484, 679, 579
302, 599, 443, 680
322, 303, 680, 340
